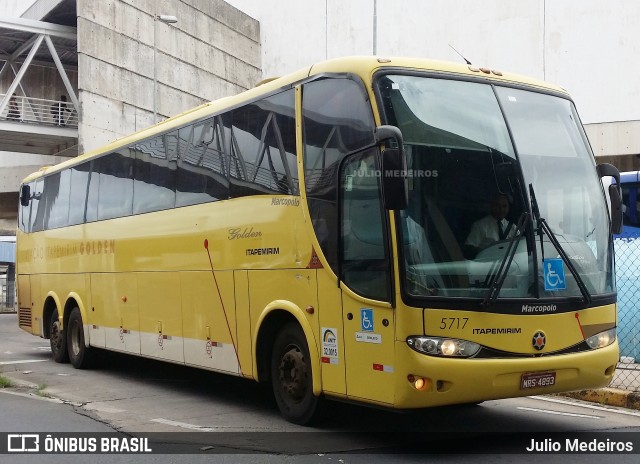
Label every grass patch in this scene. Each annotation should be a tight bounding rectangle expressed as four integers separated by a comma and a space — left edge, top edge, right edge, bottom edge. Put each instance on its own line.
35, 383, 48, 397
0, 374, 12, 388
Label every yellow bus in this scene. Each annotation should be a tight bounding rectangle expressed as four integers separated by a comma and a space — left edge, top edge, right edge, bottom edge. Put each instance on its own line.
16, 57, 623, 425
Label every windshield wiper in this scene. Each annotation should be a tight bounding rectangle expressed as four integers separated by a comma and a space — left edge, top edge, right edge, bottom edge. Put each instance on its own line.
529, 184, 592, 303
481, 212, 528, 307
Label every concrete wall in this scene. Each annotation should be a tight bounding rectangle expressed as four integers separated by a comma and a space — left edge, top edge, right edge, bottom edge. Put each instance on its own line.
585, 121, 640, 159
0, 152, 69, 194
77, 0, 261, 152
227, 0, 640, 161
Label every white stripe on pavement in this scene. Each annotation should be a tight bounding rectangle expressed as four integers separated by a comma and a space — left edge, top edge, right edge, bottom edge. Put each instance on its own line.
0, 359, 47, 365
150, 418, 216, 431
530, 395, 640, 418
518, 406, 600, 419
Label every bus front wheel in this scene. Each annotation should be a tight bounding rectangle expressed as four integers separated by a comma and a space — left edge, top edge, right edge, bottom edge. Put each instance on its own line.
270, 323, 324, 425
50, 309, 69, 363
67, 307, 94, 369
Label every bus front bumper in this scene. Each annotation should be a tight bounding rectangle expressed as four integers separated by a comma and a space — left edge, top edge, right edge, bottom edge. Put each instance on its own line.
392, 340, 619, 409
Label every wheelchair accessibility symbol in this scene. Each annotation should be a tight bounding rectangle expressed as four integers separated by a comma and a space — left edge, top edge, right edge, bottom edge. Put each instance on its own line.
360, 308, 374, 332
543, 258, 566, 291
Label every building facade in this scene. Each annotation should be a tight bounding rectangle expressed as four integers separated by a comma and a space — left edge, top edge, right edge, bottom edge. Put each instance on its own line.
0, 0, 261, 234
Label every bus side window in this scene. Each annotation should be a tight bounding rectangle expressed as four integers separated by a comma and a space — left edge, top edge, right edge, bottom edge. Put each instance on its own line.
229, 89, 297, 198
96, 152, 134, 221
30, 179, 45, 232
177, 117, 229, 207
44, 170, 71, 230
133, 134, 177, 214
69, 162, 91, 225
85, 160, 99, 223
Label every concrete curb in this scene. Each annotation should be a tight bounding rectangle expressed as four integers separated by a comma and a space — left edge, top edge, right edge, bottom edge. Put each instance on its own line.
559, 388, 640, 410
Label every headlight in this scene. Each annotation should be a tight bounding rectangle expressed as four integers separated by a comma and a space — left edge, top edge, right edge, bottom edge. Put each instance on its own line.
585, 328, 616, 349
407, 336, 480, 358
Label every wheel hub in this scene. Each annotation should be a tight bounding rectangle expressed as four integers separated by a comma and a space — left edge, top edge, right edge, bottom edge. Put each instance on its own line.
51, 321, 62, 349
278, 348, 307, 400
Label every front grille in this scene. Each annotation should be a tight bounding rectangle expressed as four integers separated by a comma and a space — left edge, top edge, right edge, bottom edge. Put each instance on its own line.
473, 340, 591, 359
18, 307, 32, 328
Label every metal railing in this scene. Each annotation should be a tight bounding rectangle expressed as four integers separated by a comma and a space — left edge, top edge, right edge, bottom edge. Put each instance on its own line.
1, 94, 78, 128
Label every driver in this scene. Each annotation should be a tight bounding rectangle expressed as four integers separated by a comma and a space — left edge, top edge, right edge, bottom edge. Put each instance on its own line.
464, 193, 515, 258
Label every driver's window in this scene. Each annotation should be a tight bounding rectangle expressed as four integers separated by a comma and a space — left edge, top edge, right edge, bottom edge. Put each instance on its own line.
340, 148, 391, 301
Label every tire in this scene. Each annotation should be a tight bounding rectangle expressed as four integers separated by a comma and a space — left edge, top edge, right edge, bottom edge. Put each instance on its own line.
270, 323, 324, 425
50, 309, 69, 363
66, 307, 94, 369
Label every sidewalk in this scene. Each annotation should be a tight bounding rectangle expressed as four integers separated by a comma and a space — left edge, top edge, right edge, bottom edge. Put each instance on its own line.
559, 361, 640, 410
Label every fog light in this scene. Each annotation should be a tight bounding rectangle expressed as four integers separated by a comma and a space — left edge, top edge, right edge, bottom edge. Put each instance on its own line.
407, 374, 431, 391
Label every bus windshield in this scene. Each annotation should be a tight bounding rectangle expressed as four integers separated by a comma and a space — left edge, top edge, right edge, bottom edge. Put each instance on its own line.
377, 74, 614, 302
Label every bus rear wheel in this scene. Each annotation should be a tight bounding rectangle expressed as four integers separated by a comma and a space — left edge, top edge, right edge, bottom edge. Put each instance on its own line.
50, 309, 69, 363
66, 307, 94, 369
270, 323, 324, 425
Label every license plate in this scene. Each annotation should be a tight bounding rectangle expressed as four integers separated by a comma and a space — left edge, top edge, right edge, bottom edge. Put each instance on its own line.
520, 371, 556, 390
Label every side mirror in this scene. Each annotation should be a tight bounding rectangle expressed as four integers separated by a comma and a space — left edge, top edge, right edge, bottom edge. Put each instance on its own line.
608, 184, 623, 234
596, 163, 623, 235
375, 125, 408, 210
20, 184, 30, 207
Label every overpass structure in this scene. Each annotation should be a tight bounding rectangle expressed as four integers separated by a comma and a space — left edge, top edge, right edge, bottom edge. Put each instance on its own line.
0, 16, 79, 234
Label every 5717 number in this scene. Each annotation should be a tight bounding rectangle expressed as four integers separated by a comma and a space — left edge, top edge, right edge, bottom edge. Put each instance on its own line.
439, 317, 469, 330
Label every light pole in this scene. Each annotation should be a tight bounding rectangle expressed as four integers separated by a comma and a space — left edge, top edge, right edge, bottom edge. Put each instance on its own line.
153, 14, 178, 123
373, 0, 377, 55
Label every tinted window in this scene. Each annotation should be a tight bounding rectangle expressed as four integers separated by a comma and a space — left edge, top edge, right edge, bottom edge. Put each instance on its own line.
340, 148, 390, 301
44, 170, 71, 229
303, 77, 376, 271
21, 90, 301, 232
133, 135, 177, 214
96, 152, 134, 221
177, 116, 230, 207
68, 163, 91, 226
30, 179, 45, 232
230, 89, 297, 197
85, 160, 99, 223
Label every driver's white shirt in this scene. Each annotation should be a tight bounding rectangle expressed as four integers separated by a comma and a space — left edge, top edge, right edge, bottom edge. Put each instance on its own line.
465, 216, 515, 249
